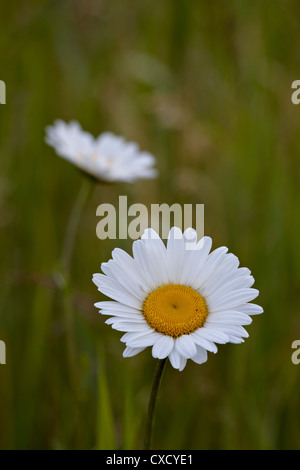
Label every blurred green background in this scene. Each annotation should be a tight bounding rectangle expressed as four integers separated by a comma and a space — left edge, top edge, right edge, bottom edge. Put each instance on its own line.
1, 0, 300, 450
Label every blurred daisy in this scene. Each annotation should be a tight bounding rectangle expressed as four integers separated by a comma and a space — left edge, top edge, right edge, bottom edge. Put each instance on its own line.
93, 227, 262, 371
45, 120, 158, 183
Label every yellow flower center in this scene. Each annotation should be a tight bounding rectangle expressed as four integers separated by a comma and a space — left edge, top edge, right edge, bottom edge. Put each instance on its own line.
142, 284, 208, 338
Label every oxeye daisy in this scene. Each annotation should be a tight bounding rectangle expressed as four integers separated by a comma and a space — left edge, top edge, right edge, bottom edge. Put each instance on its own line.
45, 120, 158, 183
93, 227, 263, 372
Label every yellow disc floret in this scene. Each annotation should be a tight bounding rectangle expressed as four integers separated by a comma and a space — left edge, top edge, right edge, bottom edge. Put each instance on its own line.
142, 284, 208, 338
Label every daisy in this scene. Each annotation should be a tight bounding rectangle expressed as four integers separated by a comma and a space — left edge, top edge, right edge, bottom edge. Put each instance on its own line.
93, 227, 262, 371
45, 120, 158, 183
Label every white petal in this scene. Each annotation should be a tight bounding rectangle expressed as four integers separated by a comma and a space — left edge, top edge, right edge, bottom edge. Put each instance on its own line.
167, 227, 185, 284
123, 346, 146, 357
206, 288, 259, 312
239, 303, 263, 315
200, 253, 241, 295
132, 240, 158, 290
168, 349, 181, 370
101, 259, 145, 299
169, 349, 187, 371
94, 301, 144, 321
183, 228, 198, 247
121, 330, 161, 348
93, 272, 137, 299
110, 248, 150, 292
207, 311, 252, 325
97, 305, 143, 320
193, 246, 228, 290
94, 300, 144, 319
175, 228, 201, 285
206, 323, 249, 339
191, 345, 208, 365
195, 326, 230, 344
94, 301, 141, 312
106, 320, 150, 333
175, 335, 197, 358
227, 336, 245, 344
178, 357, 187, 371
140, 230, 169, 286
100, 309, 143, 319
93, 273, 143, 309
186, 236, 213, 287
110, 251, 147, 292
104, 316, 146, 325
141, 228, 161, 241
202, 270, 254, 298
190, 331, 218, 353
152, 336, 174, 359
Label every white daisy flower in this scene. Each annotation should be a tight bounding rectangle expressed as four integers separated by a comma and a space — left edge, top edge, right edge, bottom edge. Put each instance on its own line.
45, 120, 158, 183
93, 227, 263, 371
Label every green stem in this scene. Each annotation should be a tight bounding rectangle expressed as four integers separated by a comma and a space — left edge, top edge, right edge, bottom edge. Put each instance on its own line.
144, 358, 167, 450
61, 178, 94, 369
61, 178, 94, 276
60, 178, 94, 447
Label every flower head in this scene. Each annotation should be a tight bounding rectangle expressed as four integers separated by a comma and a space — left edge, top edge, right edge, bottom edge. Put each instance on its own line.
45, 120, 158, 183
93, 227, 263, 371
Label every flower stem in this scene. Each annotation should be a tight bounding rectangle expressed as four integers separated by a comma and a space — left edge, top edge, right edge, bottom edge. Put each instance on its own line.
59, 177, 94, 447
62, 178, 94, 276
60, 178, 94, 372
144, 358, 167, 450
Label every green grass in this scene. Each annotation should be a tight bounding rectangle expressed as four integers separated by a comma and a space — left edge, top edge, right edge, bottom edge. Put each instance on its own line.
1, 0, 300, 450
